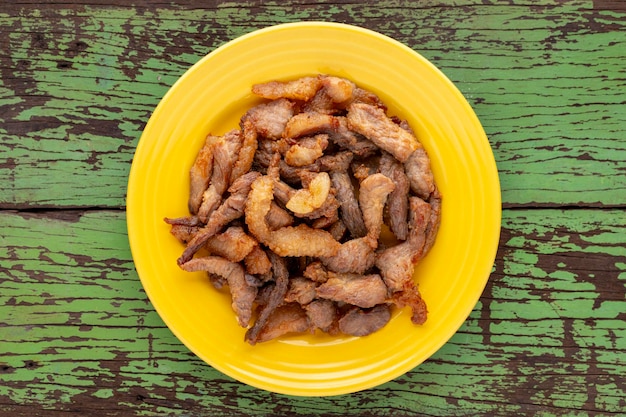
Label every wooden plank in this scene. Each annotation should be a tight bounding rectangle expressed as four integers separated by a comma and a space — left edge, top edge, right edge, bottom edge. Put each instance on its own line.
1, 1, 625, 209
1, 208, 624, 415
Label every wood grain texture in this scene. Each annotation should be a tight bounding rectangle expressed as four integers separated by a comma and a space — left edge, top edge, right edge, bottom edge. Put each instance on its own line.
1, 1, 625, 208
1, 209, 624, 416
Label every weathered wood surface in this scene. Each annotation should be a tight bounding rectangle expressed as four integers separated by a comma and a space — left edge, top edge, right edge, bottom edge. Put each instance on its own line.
1, 0, 625, 416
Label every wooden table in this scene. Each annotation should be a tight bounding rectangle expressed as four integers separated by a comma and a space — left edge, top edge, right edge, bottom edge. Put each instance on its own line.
1, 1, 625, 415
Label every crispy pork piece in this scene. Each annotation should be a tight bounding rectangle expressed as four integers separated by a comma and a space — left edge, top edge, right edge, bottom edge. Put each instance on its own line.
404, 147, 435, 199
358, 173, 395, 247
305, 299, 337, 332
178, 171, 261, 264
231, 119, 258, 182
423, 187, 442, 255
241, 98, 295, 140
188, 134, 221, 214
283, 112, 338, 139
284, 134, 329, 167
351, 155, 381, 182
197, 130, 244, 222
181, 256, 257, 328
376, 197, 431, 292
245, 252, 291, 345
253, 303, 311, 344
303, 261, 329, 283
379, 152, 410, 240
392, 279, 428, 325
351, 87, 387, 109
266, 202, 294, 230
347, 102, 419, 163
330, 117, 378, 157
316, 272, 388, 309
204, 226, 257, 263
328, 219, 348, 241
338, 304, 391, 337
304, 76, 355, 114
245, 176, 341, 258
252, 76, 322, 101
243, 245, 272, 275
168, 224, 199, 244
331, 171, 367, 238
284, 277, 317, 305
320, 237, 376, 274
285, 172, 331, 214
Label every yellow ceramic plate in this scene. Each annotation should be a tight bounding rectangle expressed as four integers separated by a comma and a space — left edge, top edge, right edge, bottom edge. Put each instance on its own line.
127, 22, 501, 396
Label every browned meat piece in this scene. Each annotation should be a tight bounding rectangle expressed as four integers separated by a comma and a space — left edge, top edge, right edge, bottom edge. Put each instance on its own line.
231, 119, 258, 182
320, 237, 376, 274
379, 152, 410, 240
316, 150, 354, 173
404, 147, 435, 199
376, 197, 431, 292
358, 173, 395, 247
197, 130, 244, 222
347, 103, 419, 162
321, 75, 355, 103
243, 245, 272, 275
245, 251, 290, 345
316, 272, 388, 308
245, 175, 341, 258
164, 215, 201, 227
188, 134, 221, 214
168, 224, 200, 244
178, 171, 261, 264
181, 256, 257, 328
329, 118, 378, 157
328, 219, 348, 241
253, 303, 311, 344
272, 178, 295, 205
283, 112, 338, 139
205, 226, 257, 262
266, 202, 294, 230
252, 76, 322, 101
241, 98, 295, 140
303, 261, 329, 283
284, 134, 329, 167
303, 76, 355, 114
338, 304, 391, 337
284, 277, 317, 305
351, 87, 387, 110
392, 279, 428, 325
331, 171, 367, 238
351, 155, 380, 182
285, 172, 331, 214
305, 299, 337, 332
423, 187, 442, 255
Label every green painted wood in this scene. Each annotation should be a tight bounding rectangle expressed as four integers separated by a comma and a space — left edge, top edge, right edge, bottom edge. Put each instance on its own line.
1, 1, 625, 208
1, 208, 624, 415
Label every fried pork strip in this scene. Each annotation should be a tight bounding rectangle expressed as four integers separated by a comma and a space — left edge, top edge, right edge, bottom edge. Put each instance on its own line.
338, 304, 391, 337
316, 272, 388, 309
245, 251, 290, 345
347, 102, 419, 162
252, 76, 322, 101
358, 173, 395, 247
197, 130, 244, 222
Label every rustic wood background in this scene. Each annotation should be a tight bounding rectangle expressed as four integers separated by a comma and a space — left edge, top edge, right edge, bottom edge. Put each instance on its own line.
1, 1, 625, 416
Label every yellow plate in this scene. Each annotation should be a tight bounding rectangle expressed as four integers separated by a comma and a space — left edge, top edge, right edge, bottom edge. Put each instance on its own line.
127, 22, 501, 396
